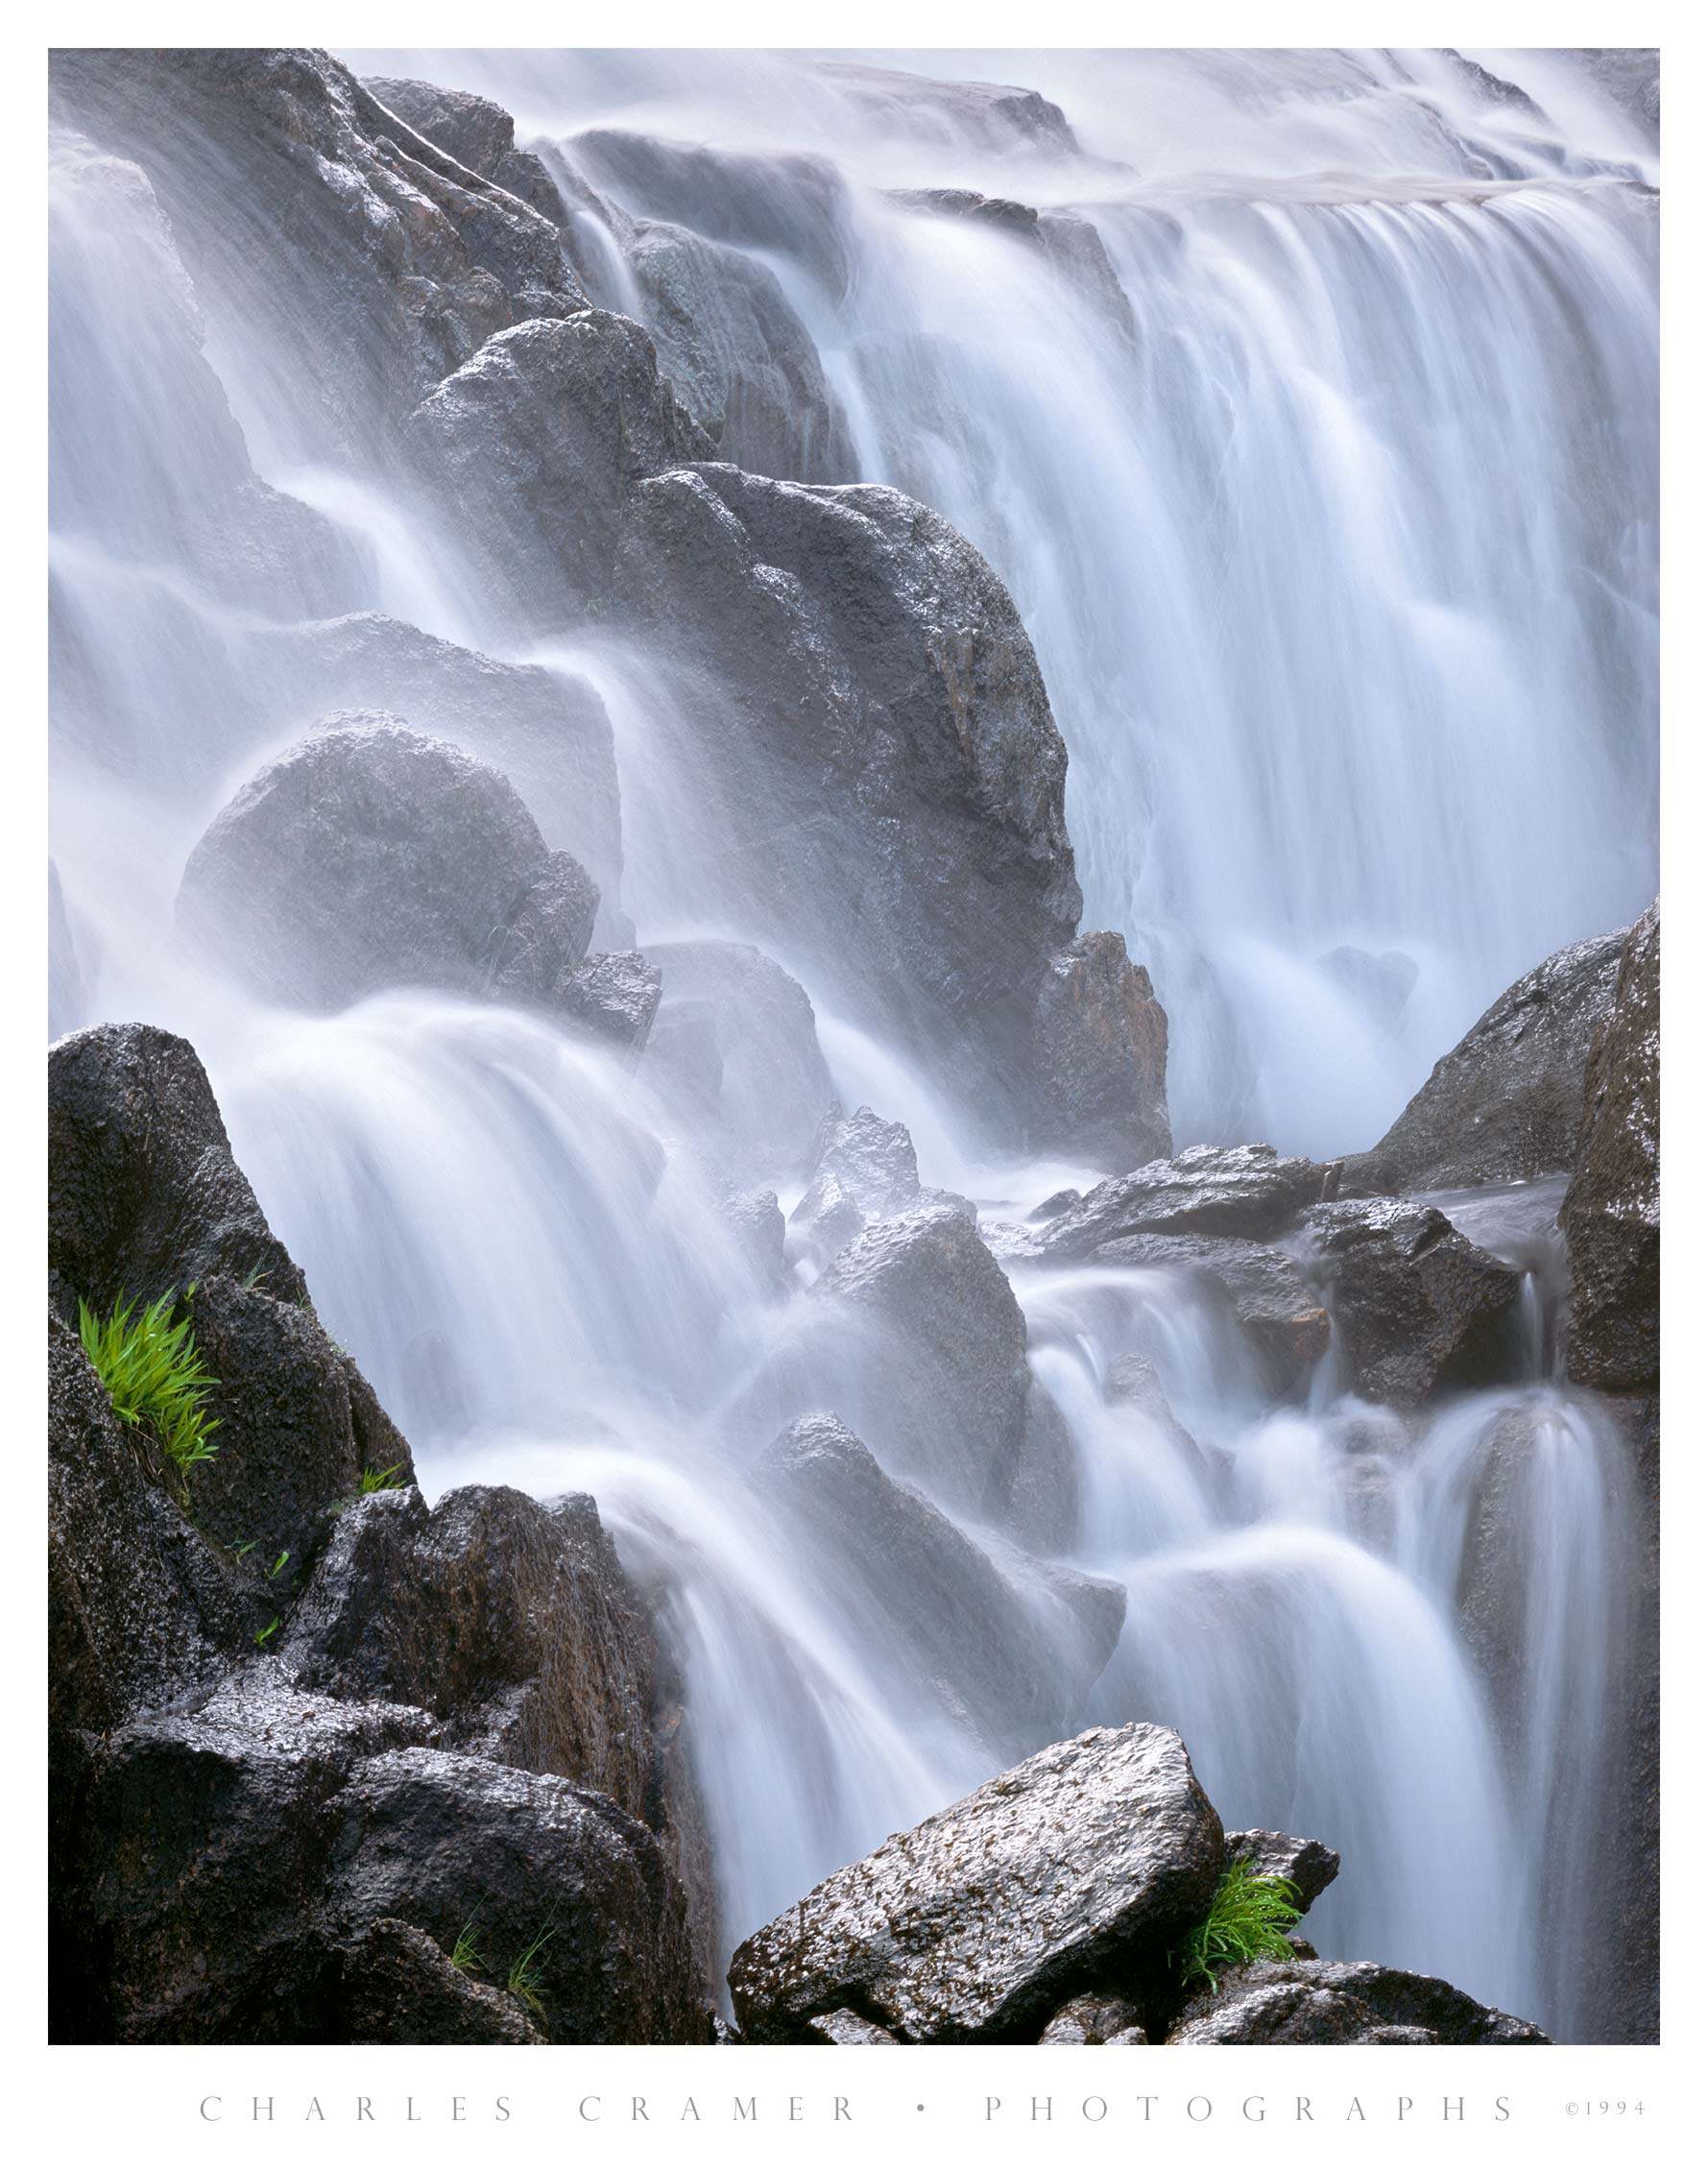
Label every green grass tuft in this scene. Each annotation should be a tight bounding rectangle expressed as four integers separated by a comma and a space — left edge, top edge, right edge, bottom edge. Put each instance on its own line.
507, 1923, 556, 2017
450, 1917, 483, 1976
253, 1616, 279, 1648
358, 1460, 406, 1495
1179, 1860, 1303, 1994
79, 1289, 221, 1494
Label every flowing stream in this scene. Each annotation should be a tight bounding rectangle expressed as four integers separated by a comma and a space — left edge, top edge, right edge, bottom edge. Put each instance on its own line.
49, 47, 1655, 2040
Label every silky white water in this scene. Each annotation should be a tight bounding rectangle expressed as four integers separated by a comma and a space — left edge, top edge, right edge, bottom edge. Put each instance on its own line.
49, 48, 1655, 2039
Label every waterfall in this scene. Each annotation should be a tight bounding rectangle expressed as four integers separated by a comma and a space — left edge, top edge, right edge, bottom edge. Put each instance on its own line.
49, 46, 1654, 2040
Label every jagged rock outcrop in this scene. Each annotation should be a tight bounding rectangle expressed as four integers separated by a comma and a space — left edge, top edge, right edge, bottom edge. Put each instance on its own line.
1562, 902, 1658, 1393
51, 48, 588, 448
1167, 1957, 1548, 2045
1338, 927, 1625, 1194
361, 73, 563, 218
1093, 1234, 1329, 1397
729, 1723, 1223, 2042
1301, 1197, 1523, 1405
644, 938, 835, 1179
754, 1414, 1122, 1760
1043, 1144, 1325, 1255
556, 951, 662, 1056
809, 1203, 1074, 1541
1030, 931, 1170, 1169
787, 1104, 974, 1267
177, 715, 599, 1016
1223, 1829, 1340, 1908
339, 1917, 544, 2045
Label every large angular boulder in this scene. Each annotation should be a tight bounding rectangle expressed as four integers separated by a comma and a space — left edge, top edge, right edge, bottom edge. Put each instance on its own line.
338, 1916, 543, 2045
753, 1415, 1122, 1760
644, 937, 835, 1179
51, 48, 587, 446
1339, 928, 1626, 1194
1091, 1233, 1330, 1396
1562, 902, 1658, 1393
1043, 1144, 1325, 1256
361, 73, 562, 217
1030, 930, 1170, 1169
1301, 1198, 1522, 1405
1167, 1958, 1548, 2045
729, 1723, 1223, 2042
177, 715, 598, 1015
809, 1203, 1071, 1536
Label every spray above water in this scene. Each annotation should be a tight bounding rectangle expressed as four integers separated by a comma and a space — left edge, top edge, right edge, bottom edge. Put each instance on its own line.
49, 46, 1653, 2039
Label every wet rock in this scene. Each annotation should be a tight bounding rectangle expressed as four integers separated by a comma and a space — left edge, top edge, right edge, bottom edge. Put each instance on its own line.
729, 1723, 1223, 2043
1167, 1958, 1548, 2045
1029, 1187, 1081, 1223
884, 187, 1136, 344
790, 1105, 927, 1266
361, 73, 561, 218
52, 48, 587, 445
328, 1747, 706, 2045
802, 2009, 900, 2044
754, 1414, 1123, 1761
1222, 1830, 1340, 1911
49, 1022, 306, 1322
178, 714, 598, 1015
1030, 931, 1171, 1170
1037, 1991, 1147, 2044
250, 613, 622, 922
281, 1485, 665, 1822
810, 1203, 1056, 1531
1044, 1144, 1326, 1256
338, 1916, 543, 2045
49, 860, 87, 1040
1563, 902, 1658, 1393
1302, 1197, 1523, 1405
645, 938, 836, 1178
59, 1672, 435, 2043
401, 312, 711, 627
556, 951, 662, 1057
616, 464, 1086, 1148
1092, 1234, 1330, 1396
1340, 928, 1624, 1194
714, 1186, 788, 1291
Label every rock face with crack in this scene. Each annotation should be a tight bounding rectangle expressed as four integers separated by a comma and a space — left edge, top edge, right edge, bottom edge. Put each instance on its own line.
1044, 1144, 1326, 1255
729, 1723, 1224, 2042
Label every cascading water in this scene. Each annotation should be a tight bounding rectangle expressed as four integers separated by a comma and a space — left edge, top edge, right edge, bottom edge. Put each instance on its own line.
49, 47, 1655, 2040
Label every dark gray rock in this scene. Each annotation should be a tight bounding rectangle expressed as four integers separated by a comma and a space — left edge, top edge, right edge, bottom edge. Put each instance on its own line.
338, 1916, 543, 2045
177, 714, 598, 1015
52, 49, 588, 446
49, 1022, 306, 1322
645, 937, 836, 1178
360, 73, 562, 219
1092, 1234, 1330, 1396
615, 464, 1086, 1148
1028, 1187, 1081, 1223
1563, 903, 1658, 1394
810, 1204, 1057, 1531
1030, 931, 1171, 1170
1037, 1991, 1147, 2044
1222, 1830, 1340, 1912
754, 1414, 1122, 1762
728, 1723, 1223, 2043
1340, 928, 1625, 1194
328, 1746, 706, 2045
1167, 1958, 1548, 2045
790, 1104, 926, 1266
1044, 1144, 1326, 1256
556, 951, 662, 1057
49, 860, 87, 1040
401, 311, 712, 628
1302, 1197, 1523, 1405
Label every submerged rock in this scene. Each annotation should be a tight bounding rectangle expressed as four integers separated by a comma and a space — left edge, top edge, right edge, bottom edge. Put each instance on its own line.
1044, 1144, 1325, 1255
1562, 902, 1658, 1393
1301, 1197, 1522, 1405
1340, 927, 1625, 1194
1167, 1958, 1548, 2045
1092, 1233, 1330, 1396
729, 1723, 1223, 2042
754, 1414, 1122, 1760
178, 714, 599, 1016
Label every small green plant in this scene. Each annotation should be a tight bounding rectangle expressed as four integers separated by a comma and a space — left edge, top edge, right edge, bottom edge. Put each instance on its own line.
507, 1923, 556, 2017
79, 1289, 221, 1494
358, 1460, 406, 1495
450, 1917, 483, 1976
265, 1549, 291, 1581
253, 1616, 279, 1648
1179, 1861, 1303, 1994
230, 1538, 260, 1558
